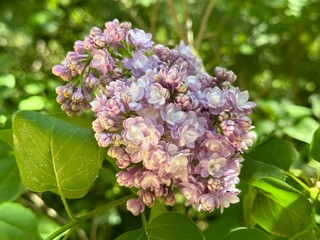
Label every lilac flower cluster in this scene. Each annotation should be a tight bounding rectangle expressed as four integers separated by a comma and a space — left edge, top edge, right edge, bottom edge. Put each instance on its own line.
52, 19, 255, 215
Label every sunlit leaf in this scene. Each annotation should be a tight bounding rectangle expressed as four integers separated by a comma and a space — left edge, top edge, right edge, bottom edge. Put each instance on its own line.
251, 177, 313, 238
0, 202, 41, 240
283, 117, 319, 143
222, 228, 271, 240
13, 110, 104, 199
246, 137, 298, 171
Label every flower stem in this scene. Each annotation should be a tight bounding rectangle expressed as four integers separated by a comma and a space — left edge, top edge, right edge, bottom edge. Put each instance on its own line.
45, 194, 135, 240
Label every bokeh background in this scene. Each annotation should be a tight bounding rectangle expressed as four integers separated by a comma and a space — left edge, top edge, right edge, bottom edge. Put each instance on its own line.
1, 0, 320, 239
1, 0, 320, 140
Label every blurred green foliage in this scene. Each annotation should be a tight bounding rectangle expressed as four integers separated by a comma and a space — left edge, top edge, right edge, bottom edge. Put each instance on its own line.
1, 0, 320, 140
1, 0, 320, 239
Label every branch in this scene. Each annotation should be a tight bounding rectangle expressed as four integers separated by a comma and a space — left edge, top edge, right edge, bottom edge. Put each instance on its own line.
195, 0, 217, 48
166, 0, 187, 43
45, 194, 135, 240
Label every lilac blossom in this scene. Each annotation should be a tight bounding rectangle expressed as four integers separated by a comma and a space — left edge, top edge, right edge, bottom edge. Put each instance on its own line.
52, 19, 256, 215
127, 29, 153, 52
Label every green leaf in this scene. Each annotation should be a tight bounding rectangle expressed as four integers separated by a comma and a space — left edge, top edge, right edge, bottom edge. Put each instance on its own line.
0, 129, 13, 148
116, 212, 205, 240
246, 137, 299, 171
310, 126, 320, 162
205, 204, 242, 240
0, 155, 24, 202
251, 177, 313, 238
0, 202, 41, 240
243, 186, 257, 228
148, 200, 167, 223
13, 110, 104, 199
147, 212, 205, 240
116, 228, 147, 240
240, 157, 286, 183
283, 117, 319, 143
222, 228, 271, 240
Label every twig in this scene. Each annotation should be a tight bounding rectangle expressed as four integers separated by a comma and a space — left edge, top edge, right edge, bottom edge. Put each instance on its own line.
195, 0, 217, 48
166, 0, 187, 43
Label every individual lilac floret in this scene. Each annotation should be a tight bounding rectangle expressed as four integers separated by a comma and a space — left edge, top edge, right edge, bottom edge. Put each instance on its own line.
52, 19, 256, 216
127, 29, 154, 52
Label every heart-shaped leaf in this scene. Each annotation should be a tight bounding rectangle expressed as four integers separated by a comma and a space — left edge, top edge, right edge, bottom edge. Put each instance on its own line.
13, 110, 104, 199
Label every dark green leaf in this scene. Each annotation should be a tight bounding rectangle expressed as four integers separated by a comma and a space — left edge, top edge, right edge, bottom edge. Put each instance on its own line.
222, 228, 271, 240
0, 129, 13, 148
147, 212, 205, 240
240, 157, 286, 183
0, 155, 24, 202
0, 202, 41, 240
246, 137, 299, 171
310, 126, 320, 162
148, 200, 168, 223
13, 110, 104, 199
116, 212, 205, 240
251, 177, 313, 238
115, 229, 147, 240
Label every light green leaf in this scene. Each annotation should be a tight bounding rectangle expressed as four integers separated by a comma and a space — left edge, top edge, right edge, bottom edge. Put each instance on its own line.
222, 228, 271, 240
0, 155, 24, 202
246, 137, 299, 171
283, 117, 319, 143
251, 177, 313, 238
13, 110, 104, 199
0, 202, 41, 240
311, 126, 320, 162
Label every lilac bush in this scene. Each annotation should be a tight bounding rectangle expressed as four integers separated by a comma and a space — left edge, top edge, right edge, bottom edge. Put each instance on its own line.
52, 19, 255, 216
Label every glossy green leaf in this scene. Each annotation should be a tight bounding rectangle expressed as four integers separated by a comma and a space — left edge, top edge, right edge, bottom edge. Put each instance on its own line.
13, 110, 103, 199
148, 200, 167, 222
116, 228, 146, 240
116, 212, 205, 240
251, 177, 313, 238
246, 137, 298, 171
243, 186, 257, 228
240, 157, 286, 183
147, 212, 205, 240
222, 228, 271, 240
0, 155, 24, 202
0, 129, 13, 148
310, 126, 320, 162
0, 202, 41, 240
205, 203, 242, 240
